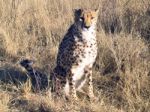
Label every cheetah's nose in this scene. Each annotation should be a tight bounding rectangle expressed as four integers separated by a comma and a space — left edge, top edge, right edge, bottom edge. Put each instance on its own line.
84, 26, 90, 29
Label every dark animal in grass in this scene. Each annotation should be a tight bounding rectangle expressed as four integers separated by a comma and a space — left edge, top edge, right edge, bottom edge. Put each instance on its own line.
20, 59, 48, 92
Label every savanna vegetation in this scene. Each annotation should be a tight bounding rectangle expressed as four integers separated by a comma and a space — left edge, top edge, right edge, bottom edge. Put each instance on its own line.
0, 0, 150, 111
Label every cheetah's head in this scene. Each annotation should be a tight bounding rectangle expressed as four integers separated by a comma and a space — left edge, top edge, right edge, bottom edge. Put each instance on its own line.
20, 59, 33, 68
74, 8, 99, 29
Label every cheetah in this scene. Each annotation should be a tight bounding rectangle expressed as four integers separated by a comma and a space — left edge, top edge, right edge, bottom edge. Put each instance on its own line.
51, 8, 99, 100
20, 59, 48, 92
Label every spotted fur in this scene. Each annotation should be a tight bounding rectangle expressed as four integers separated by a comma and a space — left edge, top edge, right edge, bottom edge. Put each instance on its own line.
51, 9, 99, 100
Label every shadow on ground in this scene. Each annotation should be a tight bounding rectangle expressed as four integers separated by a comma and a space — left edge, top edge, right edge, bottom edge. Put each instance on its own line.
0, 62, 50, 92
0, 64, 27, 85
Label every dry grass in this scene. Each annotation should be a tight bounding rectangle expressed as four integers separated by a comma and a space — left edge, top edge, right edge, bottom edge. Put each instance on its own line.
0, 0, 150, 112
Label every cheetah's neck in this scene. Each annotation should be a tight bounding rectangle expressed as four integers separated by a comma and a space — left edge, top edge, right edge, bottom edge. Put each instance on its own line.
81, 26, 96, 41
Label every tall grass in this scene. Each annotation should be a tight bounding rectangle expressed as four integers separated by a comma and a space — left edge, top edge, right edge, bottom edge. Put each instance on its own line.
0, 0, 150, 111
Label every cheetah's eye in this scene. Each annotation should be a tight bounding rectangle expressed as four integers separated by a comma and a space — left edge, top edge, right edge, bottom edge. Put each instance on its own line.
79, 17, 84, 21
91, 17, 94, 19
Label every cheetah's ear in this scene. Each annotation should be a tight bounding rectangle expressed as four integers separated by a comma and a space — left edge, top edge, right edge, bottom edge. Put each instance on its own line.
95, 3, 100, 14
73, 9, 83, 22
95, 8, 99, 14
74, 9, 83, 17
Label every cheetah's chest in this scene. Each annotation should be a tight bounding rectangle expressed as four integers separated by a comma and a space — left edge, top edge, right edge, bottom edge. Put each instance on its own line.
70, 29, 97, 89
74, 30, 97, 66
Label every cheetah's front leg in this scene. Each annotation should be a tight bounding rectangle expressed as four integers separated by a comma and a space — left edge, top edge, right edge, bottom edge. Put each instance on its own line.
68, 72, 78, 101
87, 68, 95, 98
84, 66, 97, 101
